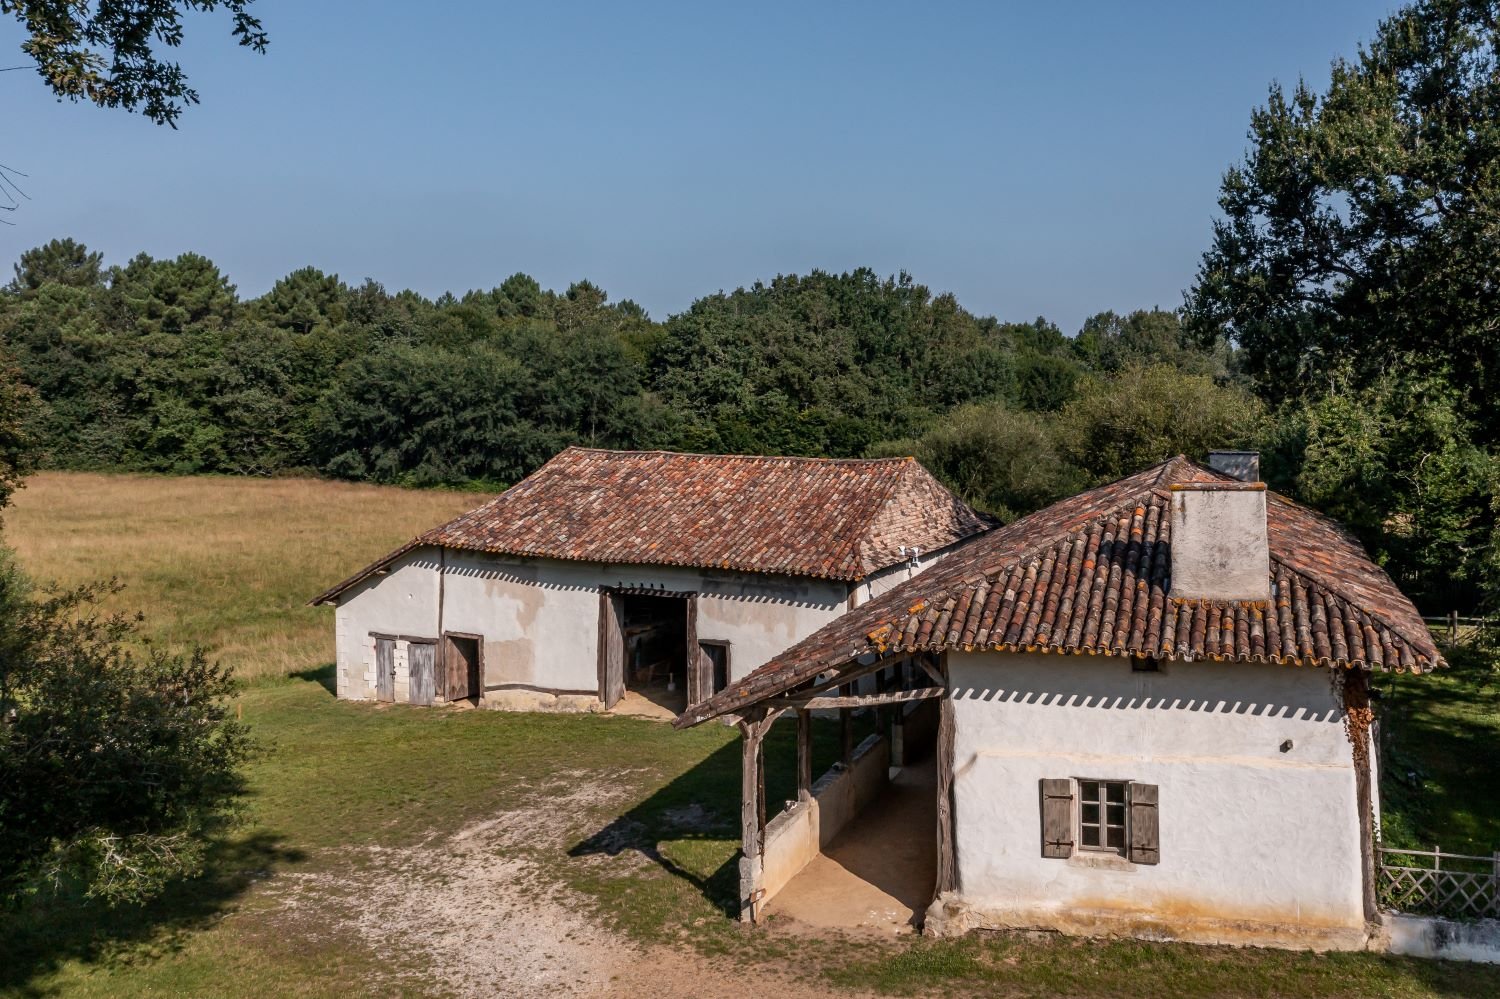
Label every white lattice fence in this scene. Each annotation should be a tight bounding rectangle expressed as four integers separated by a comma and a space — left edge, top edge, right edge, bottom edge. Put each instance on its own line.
1379, 847, 1500, 920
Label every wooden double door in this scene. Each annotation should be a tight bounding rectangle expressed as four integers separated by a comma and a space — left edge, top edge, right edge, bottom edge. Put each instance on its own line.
597, 591, 719, 710
371, 635, 441, 706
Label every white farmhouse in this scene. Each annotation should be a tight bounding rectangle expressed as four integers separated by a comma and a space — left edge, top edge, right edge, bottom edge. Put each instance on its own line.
311, 447, 990, 715
677, 455, 1443, 950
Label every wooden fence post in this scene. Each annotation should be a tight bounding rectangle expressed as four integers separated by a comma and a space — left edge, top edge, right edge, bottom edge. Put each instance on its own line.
1492, 852, 1499, 917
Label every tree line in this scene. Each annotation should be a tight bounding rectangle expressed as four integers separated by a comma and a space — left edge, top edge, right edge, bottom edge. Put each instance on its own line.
0, 239, 1245, 481
0, 230, 1494, 612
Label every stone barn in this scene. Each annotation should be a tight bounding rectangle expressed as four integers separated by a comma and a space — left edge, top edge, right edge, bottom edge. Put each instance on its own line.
677, 455, 1443, 950
311, 447, 990, 715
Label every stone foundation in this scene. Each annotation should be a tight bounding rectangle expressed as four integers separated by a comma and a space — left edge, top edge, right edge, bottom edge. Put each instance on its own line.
923, 893, 1370, 952
481, 689, 605, 714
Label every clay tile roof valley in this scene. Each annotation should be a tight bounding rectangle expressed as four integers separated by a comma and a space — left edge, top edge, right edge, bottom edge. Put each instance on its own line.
312, 447, 992, 604
678, 455, 1444, 728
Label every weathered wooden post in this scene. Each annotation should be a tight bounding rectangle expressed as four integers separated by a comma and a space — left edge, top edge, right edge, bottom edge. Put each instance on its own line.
839, 682, 854, 766
738, 711, 767, 923
796, 708, 812, 801
935, 655, 957, 899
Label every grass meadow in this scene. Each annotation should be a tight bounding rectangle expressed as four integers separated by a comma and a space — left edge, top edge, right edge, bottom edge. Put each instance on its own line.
1, 471, 1497, 998
6, 472, 488, 680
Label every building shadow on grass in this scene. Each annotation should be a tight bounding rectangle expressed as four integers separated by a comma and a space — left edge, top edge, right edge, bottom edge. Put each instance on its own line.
567, 716, 848, 919
569, 737, 743, 917
290, 662, 337, 697
0, 830, 304, 998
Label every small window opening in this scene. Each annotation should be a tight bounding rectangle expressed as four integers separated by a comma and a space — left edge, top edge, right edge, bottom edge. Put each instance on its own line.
699, 640, 730, 694
1078, 779, 1128, 854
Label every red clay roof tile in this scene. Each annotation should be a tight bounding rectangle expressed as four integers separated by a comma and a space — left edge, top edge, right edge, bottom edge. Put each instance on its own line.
678, 456, 1443, 727
312, 448, 991, 603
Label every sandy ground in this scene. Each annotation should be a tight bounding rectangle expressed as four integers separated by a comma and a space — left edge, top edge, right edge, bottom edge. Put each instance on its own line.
609, 688, 683, 722
262, 772, 871, 998
766, 759, 937, 935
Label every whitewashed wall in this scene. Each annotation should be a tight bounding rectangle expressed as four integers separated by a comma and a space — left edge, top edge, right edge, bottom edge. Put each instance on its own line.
334, 548, 441, 700
942, 651, 1367, 949
333, 546, 851, 704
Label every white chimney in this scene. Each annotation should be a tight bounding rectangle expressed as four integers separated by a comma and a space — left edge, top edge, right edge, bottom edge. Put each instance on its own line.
1170, 482, 1271, 602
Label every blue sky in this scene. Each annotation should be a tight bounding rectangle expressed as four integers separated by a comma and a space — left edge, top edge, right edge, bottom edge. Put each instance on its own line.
5, 1, 1395, 332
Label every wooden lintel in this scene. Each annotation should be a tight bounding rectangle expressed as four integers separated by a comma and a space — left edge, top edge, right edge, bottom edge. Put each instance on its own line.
765, 685, 946, 712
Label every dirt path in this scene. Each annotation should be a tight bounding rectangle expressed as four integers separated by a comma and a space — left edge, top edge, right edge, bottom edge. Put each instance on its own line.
262, 775, 869, 998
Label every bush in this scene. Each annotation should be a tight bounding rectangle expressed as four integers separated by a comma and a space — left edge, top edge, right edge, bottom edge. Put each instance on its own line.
0, 554, 252, 905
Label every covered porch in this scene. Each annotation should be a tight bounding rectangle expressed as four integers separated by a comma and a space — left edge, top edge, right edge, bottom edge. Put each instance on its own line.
729, 652, 958, 929
765, 752, 936, 932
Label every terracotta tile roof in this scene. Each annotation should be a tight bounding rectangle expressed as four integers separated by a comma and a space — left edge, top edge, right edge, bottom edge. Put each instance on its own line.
311, 448, 991, 604
678, 456, 1442, 727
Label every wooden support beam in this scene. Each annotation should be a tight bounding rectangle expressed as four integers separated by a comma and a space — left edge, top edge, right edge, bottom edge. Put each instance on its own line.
764, 685, 947, 712
787, 654, 895, 700
839, 683, 853, 765
796, 709, 812, 801
738, 712, 768, 923
756, 724, 767, 839
935, 657, 958, 899
917, 653, 945, 687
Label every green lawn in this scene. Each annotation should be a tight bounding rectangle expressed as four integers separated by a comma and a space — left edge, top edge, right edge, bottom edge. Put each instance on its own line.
1374, 645, 1500, 854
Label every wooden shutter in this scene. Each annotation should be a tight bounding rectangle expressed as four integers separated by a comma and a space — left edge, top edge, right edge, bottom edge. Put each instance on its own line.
1128, 782, 1160, 865
1040, 778, 1074, 858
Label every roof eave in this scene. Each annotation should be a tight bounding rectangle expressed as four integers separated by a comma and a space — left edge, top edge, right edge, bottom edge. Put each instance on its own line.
308, 537, 425, 607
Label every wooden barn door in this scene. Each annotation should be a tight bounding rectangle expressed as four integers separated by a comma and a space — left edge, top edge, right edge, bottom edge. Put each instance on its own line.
408, 641, 436, 706
374, 636, 395, 702
685, 596, 707, 706
444, 634, 480, 702
598, 592, 625, 709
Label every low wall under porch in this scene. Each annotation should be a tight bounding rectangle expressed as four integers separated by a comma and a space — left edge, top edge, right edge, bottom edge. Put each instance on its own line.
754, 731, 892, 911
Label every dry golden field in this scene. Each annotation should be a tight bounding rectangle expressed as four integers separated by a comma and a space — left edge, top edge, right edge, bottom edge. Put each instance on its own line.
6, 472, 488, 680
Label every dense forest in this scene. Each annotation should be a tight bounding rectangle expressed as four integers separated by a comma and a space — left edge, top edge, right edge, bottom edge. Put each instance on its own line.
0, 239, 1255, 489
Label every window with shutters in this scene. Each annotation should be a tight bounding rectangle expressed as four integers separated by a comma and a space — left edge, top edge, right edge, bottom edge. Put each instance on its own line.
1039, 777, 1159, 865
1078, 779, 1127, 853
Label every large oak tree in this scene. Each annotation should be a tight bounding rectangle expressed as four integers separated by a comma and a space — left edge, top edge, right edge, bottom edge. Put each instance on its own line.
1188, 0, 1500, 441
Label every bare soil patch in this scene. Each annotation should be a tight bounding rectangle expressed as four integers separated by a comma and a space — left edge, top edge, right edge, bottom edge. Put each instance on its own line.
262, 776, 861, 998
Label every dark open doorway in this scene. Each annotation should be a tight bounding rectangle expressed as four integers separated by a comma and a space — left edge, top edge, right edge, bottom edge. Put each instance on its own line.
598, 588, 716, 717
620, 592, 689, 715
